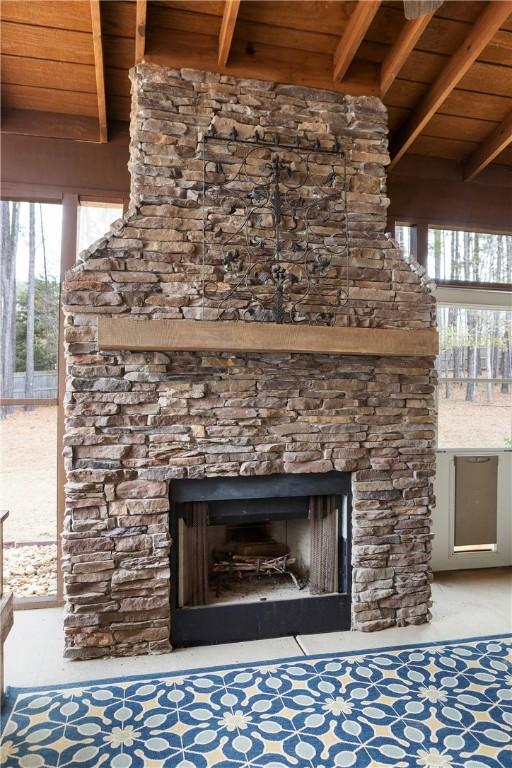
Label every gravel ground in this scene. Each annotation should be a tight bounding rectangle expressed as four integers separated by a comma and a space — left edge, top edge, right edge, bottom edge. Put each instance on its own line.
4, 544, 57, 598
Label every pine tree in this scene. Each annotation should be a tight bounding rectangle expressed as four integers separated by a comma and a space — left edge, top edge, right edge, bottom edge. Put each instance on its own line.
502, 328, 511, 395
433, 228, 441, 279
0, 201, 20, 413
25, 203, 36, 403
452, 232, 461, 379
464, 233, 476, 401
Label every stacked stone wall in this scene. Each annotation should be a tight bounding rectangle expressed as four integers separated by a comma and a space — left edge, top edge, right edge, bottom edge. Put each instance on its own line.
62, 65, 436, 659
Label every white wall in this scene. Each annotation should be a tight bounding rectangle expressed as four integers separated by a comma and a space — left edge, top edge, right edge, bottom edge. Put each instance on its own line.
432, 450, 512, 571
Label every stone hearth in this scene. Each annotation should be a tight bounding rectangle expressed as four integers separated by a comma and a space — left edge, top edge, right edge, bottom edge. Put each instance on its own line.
62, 64, 436, 659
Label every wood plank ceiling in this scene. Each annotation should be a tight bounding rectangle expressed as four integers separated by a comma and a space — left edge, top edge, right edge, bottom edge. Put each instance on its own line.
1, 0, 512, 178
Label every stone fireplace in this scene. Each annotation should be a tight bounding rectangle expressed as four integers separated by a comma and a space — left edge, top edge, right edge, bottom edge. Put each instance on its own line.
170, 472, 351, 646
62, 64, 437, 660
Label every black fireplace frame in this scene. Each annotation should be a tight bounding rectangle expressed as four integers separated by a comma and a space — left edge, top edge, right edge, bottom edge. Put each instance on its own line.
169, 471, 352, 646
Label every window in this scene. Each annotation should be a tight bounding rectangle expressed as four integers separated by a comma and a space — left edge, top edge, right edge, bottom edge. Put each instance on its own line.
1, 194, 127, 605
77, 200, 123, 254
429, 226, 511, 450
428, 228, 512, 285
0, 201, 62, 599
437, 304, 511, 450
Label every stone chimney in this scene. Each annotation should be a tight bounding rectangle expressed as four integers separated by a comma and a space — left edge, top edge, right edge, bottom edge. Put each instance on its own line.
62, 65, 436, 659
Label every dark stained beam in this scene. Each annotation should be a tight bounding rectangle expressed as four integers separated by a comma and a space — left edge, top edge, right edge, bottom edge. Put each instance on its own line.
380, 11, 435, 97
388, 155, 512, 234
218, 0, 240, 67
90, 0, 108, 143
1, 108, 101, 142
464, 110, 512, 181
333, 0, 381, 82
135, 0, 147, 64
389, 1, 512, 169
1, 131, 130, 200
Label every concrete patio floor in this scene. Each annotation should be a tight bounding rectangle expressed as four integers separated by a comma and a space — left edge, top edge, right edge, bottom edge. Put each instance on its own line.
5, 567, 511, 689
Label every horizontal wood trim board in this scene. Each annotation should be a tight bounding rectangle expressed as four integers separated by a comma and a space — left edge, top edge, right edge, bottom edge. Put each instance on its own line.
0, 398, 58, 407
13, 595, 61, 610
97, 319, 439, 357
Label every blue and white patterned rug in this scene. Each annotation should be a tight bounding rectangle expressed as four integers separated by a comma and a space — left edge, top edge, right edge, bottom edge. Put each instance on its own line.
1, 635, 511, 768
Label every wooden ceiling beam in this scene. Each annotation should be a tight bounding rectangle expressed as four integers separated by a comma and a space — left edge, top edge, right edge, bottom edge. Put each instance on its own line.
90, 0, 108, 143
464, 110, 512, 181
380, 11, 435, 97
146, 33, 380, 96
135, 0, 147, 64
218, 0, 240, 67
389, 1, 512, 169
333, 0, 381, 82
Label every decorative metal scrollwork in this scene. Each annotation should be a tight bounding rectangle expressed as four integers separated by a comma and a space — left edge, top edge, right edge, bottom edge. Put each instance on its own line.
201, 129, 350, 324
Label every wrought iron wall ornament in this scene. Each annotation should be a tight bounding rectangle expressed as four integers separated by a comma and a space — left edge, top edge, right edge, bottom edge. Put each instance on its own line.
201, 130, 350, 324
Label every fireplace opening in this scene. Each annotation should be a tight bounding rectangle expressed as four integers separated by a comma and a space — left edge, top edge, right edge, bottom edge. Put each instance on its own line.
207, 517, 313, 605
170, 472, 351, 646
181, 495, 339, 607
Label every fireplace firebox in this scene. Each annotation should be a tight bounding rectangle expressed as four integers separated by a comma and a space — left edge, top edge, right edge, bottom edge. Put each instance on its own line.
170, 472, 351, 646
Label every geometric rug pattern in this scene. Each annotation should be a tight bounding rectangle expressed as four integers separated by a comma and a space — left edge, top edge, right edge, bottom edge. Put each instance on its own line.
1, 635, 510, 768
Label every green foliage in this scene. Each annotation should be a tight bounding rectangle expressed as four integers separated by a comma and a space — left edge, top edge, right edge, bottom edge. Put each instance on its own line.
15, 277, 59, 372
438, 313, 510, 354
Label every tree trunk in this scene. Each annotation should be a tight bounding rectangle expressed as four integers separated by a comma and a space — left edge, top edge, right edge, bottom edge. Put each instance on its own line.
492, 313, 500, 378
486, 331, 493, 403
433, 228, 442, 279
39, 204, 48, 285
462, 234, 475, 400
0, 201, 20, 413
454, 307, 461, 379
496, 234, 503, 284
473, 235, 482, 378
444, 350, 450, 399
453, 236, 461, 379
445, 231, 458, 398
502, 329, 511, 395
25, 203, 36, 404
466, 346, 476, 401
463, 231, 471, 280
473, 233, 480, 282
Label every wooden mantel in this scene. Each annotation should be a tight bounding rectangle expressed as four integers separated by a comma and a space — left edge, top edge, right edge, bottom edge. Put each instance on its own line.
98, 318, 438, 357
